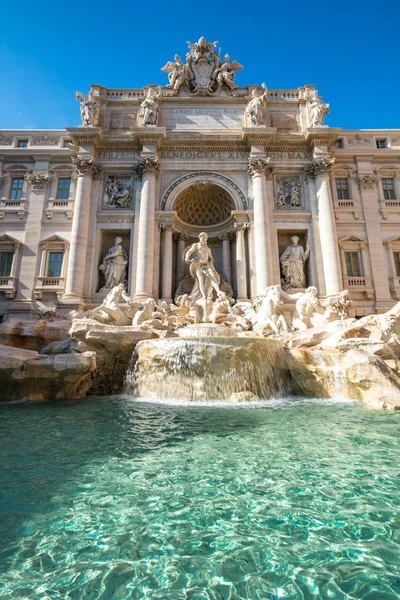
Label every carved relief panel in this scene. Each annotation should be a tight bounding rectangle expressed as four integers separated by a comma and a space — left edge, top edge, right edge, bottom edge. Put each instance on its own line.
102, 175, 133, 209
275, 177, 302, 208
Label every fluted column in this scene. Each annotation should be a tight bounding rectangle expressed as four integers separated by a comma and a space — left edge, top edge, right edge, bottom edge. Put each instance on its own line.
64, 158, 101, 303
135, 157, 159, 300
219, 234, 232, 284
248, 157, 274, 295
176, 234, 188, 285
161, 222, 173, 303
234, 222, 248, 301
306, 158, 342, 295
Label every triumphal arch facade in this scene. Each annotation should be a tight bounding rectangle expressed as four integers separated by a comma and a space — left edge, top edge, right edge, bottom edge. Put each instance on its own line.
0, 36, 400, 319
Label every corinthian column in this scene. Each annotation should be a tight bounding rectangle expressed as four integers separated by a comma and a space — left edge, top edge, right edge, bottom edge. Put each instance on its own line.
161, 221, 173, 303
248, 157, 274, 295
220, 233, 232, 285
306, 158, 342, 295
135, 157, 159, 300
176, 234, 187, 285
234, 222, 248, 301
63, 158, 101, 303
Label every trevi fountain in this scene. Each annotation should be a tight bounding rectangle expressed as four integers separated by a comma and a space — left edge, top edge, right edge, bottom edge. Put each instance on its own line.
1, 36, 400, 600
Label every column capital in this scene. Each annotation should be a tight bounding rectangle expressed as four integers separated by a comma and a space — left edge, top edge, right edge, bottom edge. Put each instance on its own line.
138, 157, 159, 177
218, 233, 230, 241
304, 157, 334, 179
248, 157, 273, 179
234, 221, 249, 232
27, 173, 49, 191
72, 157, 101, 179
357, 174, 378, 190
160, 221, 173, 232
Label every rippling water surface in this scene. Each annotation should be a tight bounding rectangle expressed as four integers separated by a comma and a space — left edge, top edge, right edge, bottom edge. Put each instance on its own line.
0, 396, 400, 599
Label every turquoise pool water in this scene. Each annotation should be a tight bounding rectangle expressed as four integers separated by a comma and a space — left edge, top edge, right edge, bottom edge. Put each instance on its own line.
0, 397, 399, 599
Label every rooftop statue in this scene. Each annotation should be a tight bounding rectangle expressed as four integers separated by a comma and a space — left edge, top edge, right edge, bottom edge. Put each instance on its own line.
161, 55, 188, 91
138, 87, 161, 126
213, 54, 244, 91
305, 90, 330, 127
245, 83, 268, 126
76, 90, 98, 127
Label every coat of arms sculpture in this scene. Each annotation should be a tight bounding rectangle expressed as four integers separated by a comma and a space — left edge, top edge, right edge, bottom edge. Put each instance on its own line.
161, 36, 243, 95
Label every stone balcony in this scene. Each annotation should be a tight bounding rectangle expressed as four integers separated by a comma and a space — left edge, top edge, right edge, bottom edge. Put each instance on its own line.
34, 276, 66, 300
343, 275, 374, 299
45, 198, 74, 220
378, 198, 400, 219
0, 275, 18, 299
389, 276, 400, 300
0, 198, 28, 220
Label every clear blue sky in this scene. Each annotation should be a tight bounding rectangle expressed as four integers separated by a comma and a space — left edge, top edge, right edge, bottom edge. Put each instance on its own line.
0, 0, 399, 131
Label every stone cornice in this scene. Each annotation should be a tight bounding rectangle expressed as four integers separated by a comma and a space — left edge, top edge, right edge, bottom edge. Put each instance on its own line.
305, 128, 342, 145
242, 127, 277, 146
66, 127, 103, 147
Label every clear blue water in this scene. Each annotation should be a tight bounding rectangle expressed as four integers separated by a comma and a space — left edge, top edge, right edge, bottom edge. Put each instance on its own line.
0, 396, 400, 600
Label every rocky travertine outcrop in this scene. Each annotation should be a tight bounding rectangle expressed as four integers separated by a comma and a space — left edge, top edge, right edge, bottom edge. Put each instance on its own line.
0, 319, 70, 351
69, 319, 157, 395
0, 344, 95, 402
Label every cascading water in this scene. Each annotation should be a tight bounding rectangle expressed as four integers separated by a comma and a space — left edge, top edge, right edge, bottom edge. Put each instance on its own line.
125, 329, 290, 402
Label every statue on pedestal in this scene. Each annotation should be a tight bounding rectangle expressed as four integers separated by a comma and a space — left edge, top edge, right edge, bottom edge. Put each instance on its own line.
280, 236, 310, 289
76, 91, 98, 127
184, 232, 221, 301
307, 95, 330, 128
213, 54, 244, 90
245, 84, 268, 126
138, 87, 161, 126
99, 236, 128, 290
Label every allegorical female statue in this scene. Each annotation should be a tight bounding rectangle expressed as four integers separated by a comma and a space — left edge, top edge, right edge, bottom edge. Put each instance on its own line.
99, 236, 128, 290
76, 91, 98, 127
184, 232, 221, 300
138, 87, 161, 126
245, 83, 268, 126
308, 96, 330, 127
280, 235, 310, 289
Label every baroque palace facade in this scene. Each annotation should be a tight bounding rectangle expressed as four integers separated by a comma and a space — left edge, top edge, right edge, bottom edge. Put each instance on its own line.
0, 36, 399, 320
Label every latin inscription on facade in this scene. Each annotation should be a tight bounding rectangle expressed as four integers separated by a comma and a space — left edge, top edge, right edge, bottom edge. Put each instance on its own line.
159, 151, 248, 159
162, 109, 243, 130
98, 151, 140, 160
266, 152, 312, 160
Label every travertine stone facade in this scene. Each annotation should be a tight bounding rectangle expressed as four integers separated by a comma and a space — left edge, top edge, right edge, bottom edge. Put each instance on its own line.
0, 37, 399, 318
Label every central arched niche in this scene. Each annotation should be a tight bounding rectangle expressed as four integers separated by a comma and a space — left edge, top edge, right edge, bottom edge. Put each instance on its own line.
174, 182, 235, 227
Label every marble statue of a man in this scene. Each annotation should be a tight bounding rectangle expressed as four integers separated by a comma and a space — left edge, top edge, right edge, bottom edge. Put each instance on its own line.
245, 83, 268, 126
138, 87, 161, 126
184, 232, 221, 300
280, 236, 310, 289
99, 236, 128, 290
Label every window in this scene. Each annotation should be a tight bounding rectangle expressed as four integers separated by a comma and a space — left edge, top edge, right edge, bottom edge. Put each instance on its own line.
394, 252, 400, 277
335, 178, 351, 200
345, 251, 362, 277
382, 178, 396, 200
63, 140, 71, 148
47, 252, 64, 277
376, 139, 387, 149
17, 140, 28, 148
56, 178, 71, 200
9, 178, 24, 200
0, 252, 14, 277
334, 138, 344, 148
